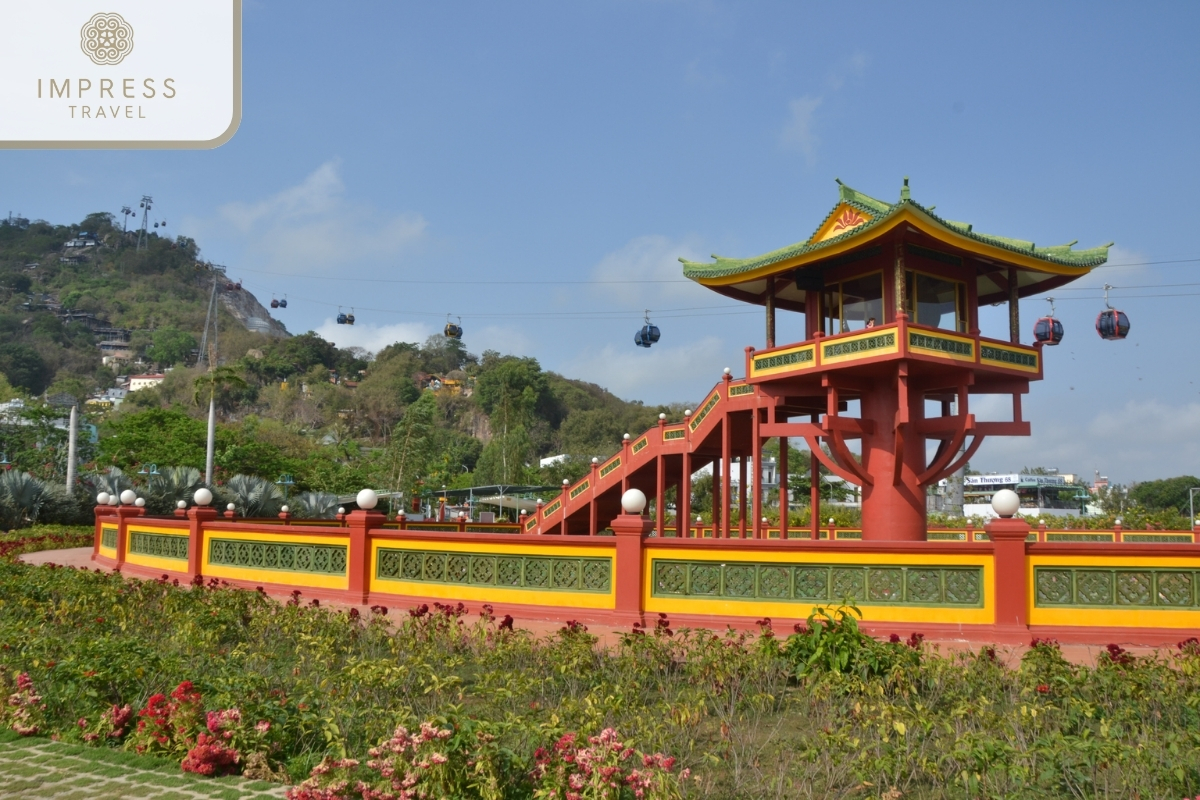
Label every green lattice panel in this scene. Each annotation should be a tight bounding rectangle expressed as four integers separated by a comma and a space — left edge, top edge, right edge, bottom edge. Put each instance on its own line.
1034, 567, 1200, 609
129, 531, 188, 561
208, 538, 346, 575
867, 568, 903, 602
375, 548, 611, 593
649, 560, 981, 606
100, 526, 117, 550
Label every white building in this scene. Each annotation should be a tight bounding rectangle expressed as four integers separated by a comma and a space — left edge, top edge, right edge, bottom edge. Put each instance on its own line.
128, 374, 166, 392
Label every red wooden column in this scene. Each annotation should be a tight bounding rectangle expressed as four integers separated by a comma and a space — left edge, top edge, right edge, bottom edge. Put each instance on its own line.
738, 455, 747, 539
346, 500, 387, 604
721, 372, 733, 539
186, 504, 218, 580
680, 410, 693, 537
985, 512, 1031, 640
810, 414, 821, 540
610, 491, 652, 627
656, 415, 666, 537
778, 419, 789, 541
589, 459, 600, 536
751, 408, 763, 539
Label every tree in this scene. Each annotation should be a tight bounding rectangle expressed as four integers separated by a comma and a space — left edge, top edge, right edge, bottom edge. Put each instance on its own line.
384, 392, 437, 496
146, 327, 197, 367
99, 408, 211, 470
474, 425, 532, 486
193, 366, 250, 415
0, 344, 50, 394
220, 474, 284, 517
1129, 476, 1200, 514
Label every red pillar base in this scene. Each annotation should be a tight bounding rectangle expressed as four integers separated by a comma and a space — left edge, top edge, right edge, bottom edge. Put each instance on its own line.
609, 512, 651, 627
986, 516, 1031, 636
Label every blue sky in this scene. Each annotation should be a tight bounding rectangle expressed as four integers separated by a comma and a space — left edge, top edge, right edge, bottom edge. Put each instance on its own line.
4, 2, 1200, 484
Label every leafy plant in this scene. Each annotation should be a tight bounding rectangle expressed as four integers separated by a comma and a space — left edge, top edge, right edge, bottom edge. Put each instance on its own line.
220, 474, 284, 518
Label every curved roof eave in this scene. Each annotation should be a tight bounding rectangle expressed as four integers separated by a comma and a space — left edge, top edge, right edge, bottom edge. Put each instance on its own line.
682, 191, 1110, 287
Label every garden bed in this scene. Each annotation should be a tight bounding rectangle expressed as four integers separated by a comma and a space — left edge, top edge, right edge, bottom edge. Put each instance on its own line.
1, 554, 1199, 798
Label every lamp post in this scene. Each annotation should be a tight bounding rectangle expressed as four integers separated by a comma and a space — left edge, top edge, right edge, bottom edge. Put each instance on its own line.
0, 453, 9, 471
137, 463, 159, 488
275, 473, 295, 501
1189, 487, 1200, 527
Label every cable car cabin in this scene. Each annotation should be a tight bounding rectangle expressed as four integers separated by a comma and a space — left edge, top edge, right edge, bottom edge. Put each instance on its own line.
444, 322, 463, 339
270, 298, 279, 309
642, 323, 661, 344
1033, 316, 1064, 345
337, 313, 348, 325
279, 297, 287, 308
346, 313, 355, 325
634, 328, 651, 348
1096, 308, 1130, 340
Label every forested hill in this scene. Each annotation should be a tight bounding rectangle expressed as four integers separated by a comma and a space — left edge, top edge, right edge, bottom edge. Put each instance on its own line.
0, 210, 684, 497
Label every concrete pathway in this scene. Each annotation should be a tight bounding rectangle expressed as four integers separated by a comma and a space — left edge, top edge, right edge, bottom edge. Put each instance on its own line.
0, 737, 286, 799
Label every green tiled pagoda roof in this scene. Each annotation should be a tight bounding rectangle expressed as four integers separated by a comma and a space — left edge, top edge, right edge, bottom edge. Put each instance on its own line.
681, 180, 1111, 280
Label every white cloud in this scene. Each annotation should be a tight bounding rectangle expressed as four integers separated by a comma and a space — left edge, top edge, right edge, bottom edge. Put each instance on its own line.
313, 318, 431, 354
969, 398, 1200, 484
590, 234, 711, 308
563, 336, 731, 404
183, 160, 427, 273
779, 96, 822, 165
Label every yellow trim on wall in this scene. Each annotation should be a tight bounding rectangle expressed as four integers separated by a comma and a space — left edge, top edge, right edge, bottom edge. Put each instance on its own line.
200, 530, 350, 591
124, 525, 190, 572
979, 340, 1040, 374
641, 548, 994, 625
98, 544, 117, 558
368, 539, 616, 609
749, 344, 817, 378
819, 329, 900, 366
1027, 554, 1200, 629
906, 329, 976, 363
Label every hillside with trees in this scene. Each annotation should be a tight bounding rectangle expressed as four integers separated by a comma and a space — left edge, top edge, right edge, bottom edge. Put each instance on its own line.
0, 210, 683, 524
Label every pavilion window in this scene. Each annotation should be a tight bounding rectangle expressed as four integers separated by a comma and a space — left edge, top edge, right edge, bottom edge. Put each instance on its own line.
821, 272, 884, 334
905, 270, 966, 332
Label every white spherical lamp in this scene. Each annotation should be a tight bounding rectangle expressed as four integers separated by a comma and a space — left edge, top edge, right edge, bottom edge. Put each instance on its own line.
134, 497, 145, 508
991, 489, 1020, 519
723, 367, 731, 375
119, 489, 136, 505
176, 500, 187, 509
96, 492, 110, 505
620, 488, 647, 515
658, 413, 666, 420
337, 507, 346, 515
107, 495, 118, 506
356, 489, 378, 510
227, 503, 236, 512
193, 488, 213, 506
280, 505, 289, 513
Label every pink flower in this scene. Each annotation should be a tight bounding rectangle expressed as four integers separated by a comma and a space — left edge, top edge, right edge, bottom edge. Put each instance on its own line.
256, 720, 271, 734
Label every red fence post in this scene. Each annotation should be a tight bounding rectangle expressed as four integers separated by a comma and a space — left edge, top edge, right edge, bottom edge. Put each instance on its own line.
114, 504, 145, 570
609, 491, 652, 627
186, 505, 218, 580
93, 504, 117, 555
985, 514, 1031, 640
346, 507, 387, 604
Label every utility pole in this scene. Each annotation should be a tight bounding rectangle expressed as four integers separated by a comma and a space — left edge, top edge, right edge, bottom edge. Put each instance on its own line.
136, 195, 153, 251
65, 405, 77, 496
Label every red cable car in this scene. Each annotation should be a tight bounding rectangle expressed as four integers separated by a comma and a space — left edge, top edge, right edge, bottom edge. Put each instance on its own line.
1033, 297, 1064, 345
1095, 285, 1130, 341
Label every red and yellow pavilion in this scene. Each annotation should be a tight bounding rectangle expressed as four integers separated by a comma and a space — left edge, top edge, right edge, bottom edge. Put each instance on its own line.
681, 178, 1110, 540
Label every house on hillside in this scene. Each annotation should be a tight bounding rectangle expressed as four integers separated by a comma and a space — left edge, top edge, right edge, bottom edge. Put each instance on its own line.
129, 374, 165, 392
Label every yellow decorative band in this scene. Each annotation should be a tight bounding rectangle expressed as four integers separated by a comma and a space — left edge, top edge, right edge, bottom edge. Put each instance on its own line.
663, 428, 685, 441
821, 332, 897, 364
751, 345, 815, 377
728, 383, 755, 396
980, 343, 1039, 372
632, 436, 648, 454
907, 331, 974, 362
599, 457, 622, 478
689, 392, 720, 431
542, 499, 562, 518
570, 480, 590, 499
